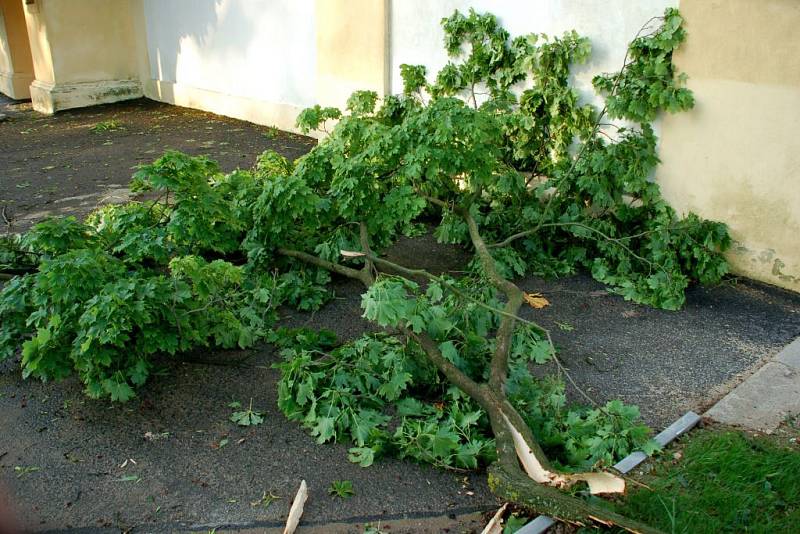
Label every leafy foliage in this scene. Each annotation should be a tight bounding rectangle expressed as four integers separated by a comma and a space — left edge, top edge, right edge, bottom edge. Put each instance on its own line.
0, 153, 317, 400
230, 399, 265, 427
274, 330, 497, 470
328, 480, 355, 499
593, 8, 694, 123
0, 7, 725, 493
254, 7, 728, 311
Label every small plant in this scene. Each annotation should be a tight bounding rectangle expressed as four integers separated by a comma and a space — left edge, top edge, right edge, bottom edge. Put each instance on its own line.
90, 120, 122, 133
328, 480, 355, 499
250, 490, 280, 509
14, 465, 40, 478
363, 523, 388, 534
230, 398, 264, 427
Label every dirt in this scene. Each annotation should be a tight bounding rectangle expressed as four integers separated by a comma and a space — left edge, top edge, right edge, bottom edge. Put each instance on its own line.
1, 97, 800, 533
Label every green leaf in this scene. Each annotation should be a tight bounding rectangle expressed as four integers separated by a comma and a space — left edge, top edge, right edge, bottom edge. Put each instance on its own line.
348, 447, 376, 467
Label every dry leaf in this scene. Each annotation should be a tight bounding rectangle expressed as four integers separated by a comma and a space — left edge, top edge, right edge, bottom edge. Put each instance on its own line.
523, 292, 550, 309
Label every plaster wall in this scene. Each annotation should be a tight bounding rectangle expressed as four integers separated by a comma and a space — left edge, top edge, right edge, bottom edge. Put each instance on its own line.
0, 0, 34, 99
142, 0, 317, 133
389, 0, 676, 108
36, 0, 139, 85
315, 0, 388, 108
657, 0, 800, 291
23, 0, 143, 112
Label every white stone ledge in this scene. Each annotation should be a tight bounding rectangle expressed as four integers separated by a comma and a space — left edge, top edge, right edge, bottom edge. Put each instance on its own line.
30, 78, 143, 114
143, 79, 320, 139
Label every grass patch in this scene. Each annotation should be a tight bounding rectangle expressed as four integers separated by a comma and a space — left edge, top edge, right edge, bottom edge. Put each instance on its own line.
601, 426, 800, 533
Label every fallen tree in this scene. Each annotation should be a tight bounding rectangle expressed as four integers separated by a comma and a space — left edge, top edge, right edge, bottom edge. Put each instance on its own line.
1, 8, 729, 531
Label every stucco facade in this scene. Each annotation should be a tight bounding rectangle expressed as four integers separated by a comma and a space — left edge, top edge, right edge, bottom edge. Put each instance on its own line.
0, 0, 797, 293
657, 0, 800, 292
0, 0, 33, 99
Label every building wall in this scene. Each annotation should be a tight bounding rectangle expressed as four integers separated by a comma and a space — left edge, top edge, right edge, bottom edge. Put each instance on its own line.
389, 0, 677, 107
658, 0, 800, 291
22, 0, 143, 113
142, 0, 317, 133
37, 0, 139, 85
315, 0, 388, 109
0, 0, 34, 99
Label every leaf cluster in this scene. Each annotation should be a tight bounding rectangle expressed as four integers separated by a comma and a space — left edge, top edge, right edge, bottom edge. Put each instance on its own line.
0, 152, 321, 400
593, 8, 694, 123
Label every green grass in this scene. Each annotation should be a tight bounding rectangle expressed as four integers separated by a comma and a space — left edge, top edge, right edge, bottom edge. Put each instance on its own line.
603, 427, 800, 533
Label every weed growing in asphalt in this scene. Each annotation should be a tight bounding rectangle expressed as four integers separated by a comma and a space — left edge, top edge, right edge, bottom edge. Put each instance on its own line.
328, 480, 355, 499
90, 120, 122, 133
230, 398, 264, 427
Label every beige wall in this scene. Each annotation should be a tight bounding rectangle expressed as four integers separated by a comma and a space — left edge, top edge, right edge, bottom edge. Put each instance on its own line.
658, 0, 800, 291
0, 0, 34, 99
35, 0, 139, 85
23, 0, 143, 112
315, 0, 388, 108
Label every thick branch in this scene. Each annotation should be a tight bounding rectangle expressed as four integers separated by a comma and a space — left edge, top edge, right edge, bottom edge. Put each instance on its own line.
462, 208, 524, 395
277, 247, 372, 286
488, 463, 665, 534
277, 244, 653, 532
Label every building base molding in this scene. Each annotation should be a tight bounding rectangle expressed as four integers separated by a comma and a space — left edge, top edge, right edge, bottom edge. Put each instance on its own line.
30, 78, 143, 114
143, 79, 318, 138
0, 71, 33, 100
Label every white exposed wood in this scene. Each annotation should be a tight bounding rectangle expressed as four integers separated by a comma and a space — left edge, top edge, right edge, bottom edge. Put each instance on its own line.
283, 479, 308, 534
502, 413, 552, 484
521, 411, 703, 533
480, 503, 508, 534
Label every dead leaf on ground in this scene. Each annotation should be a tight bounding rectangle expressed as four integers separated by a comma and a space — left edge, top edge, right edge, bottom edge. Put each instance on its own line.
523, 292, 550, 309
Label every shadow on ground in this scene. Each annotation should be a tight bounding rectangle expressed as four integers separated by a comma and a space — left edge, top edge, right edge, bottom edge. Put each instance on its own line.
1, 98, 799, 533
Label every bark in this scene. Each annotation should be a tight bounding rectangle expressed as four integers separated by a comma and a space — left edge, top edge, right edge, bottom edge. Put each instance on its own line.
275, 216, 659, 532
488, 463, 665, 534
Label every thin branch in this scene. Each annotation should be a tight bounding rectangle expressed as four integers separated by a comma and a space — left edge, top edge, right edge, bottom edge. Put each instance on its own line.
487, 221, 659, 273
531, 15, 662, 234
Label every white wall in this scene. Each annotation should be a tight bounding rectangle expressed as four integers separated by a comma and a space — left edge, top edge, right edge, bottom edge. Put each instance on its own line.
143, 0, 316, 109
390, 0, 677, 108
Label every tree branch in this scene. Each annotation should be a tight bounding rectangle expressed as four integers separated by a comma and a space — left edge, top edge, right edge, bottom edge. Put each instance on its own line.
278, 247, 373, 286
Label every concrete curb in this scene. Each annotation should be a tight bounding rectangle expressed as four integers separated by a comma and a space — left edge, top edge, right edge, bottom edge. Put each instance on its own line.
706, 336, 800, 432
